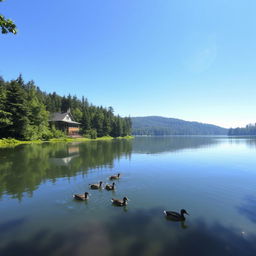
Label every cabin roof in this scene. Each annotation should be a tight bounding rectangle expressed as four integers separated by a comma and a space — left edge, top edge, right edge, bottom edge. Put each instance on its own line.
50, 112, 81, 124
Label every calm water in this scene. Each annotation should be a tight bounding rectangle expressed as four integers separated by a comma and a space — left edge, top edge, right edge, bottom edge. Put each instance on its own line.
0, 136, 256, 256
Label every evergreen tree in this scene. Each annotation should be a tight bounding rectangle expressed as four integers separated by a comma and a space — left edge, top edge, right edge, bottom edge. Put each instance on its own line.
0, 79, 12, 137
0, 75, 132, 140
92, 110, 104, 137
81, 110, 91, 133
25, 81, 50, 140
5, 80, 30, 139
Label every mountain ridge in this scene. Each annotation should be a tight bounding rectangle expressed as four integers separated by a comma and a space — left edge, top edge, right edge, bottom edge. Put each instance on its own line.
131, 116, 227, 135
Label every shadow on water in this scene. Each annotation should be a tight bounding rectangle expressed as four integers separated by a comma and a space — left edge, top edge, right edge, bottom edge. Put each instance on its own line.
0, 217, 27, 234
237, 195, 256, 224
1, 208, 256, 256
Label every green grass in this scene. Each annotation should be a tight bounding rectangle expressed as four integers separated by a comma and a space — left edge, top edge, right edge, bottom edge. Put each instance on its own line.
0, 136, 134, 147
0, 138, 43, 147
115, 135, 134, 139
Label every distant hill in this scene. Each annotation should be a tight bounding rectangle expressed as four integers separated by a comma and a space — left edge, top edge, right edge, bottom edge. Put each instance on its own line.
131, 116, 227, 135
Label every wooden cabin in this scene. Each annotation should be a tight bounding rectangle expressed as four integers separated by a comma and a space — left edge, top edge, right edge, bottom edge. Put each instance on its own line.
49, 109, 81, 136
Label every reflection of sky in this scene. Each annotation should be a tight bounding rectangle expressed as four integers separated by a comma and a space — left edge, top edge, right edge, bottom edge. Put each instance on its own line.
0, 208, 256, 256
1, 137, 256, 255
237, 196, 256, 224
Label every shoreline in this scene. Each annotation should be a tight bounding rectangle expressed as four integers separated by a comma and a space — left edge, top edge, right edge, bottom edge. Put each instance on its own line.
0, 136, 134, 148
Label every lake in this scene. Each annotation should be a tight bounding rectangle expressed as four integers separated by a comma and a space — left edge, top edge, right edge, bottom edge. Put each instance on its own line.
0, 136, 256, 256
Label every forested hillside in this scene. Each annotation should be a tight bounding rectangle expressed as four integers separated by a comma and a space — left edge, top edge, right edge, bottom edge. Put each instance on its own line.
132, 116, 227, 135
0, 75, 132, 140
228, 124, 256, 135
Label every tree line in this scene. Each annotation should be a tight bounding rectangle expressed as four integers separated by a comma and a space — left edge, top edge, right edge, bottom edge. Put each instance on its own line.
0, 75, 132, 140
228, 124, 256, 136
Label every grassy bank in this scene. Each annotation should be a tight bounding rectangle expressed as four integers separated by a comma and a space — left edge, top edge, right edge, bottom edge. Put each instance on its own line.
0, 136, 134, 147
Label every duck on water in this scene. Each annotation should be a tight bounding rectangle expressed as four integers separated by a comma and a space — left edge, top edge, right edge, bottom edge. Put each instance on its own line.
105, 182, 115, 191
111, 197, 129, 206
109, 173, 120, 180
73, 192, 90, 201
89, 181, 103, 189
163, 209, 189, 221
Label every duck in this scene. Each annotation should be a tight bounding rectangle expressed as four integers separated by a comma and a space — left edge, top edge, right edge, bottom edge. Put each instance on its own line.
111, 196, 129, 206
89, 181, 103, 189
163, 209, 189, 221
73, 192, 90, 201
109, 173, 120, 180
105, 182, 115, 191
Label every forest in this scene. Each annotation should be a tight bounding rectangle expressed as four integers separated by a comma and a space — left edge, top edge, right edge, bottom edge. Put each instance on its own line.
0, 75, 132, 140
228, 124, 256, 136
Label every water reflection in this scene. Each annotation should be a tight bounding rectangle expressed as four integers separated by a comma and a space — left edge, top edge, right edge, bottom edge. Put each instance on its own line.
51, 143, 80, 166
164, 217, 188, 229
132, 136, 220, 154
227, 137, 256, 149
1, 137, 256, 255
237, 195, 256, 224
0, 208, 255, 256
0, 217, 27, 233
0, 140, 132, 199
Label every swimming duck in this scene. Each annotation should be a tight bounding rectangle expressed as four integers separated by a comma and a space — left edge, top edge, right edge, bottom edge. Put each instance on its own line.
111, 196, 129, 206
109, 173, 120, 180
163, 209, 189, 221
89, 181, 103, 189
73, 192, 89, 201
105, 182, 115, 191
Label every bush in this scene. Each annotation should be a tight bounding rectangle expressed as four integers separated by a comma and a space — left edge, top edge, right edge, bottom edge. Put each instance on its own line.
51, 127, 66, 139
0, 138, 20, 145
83, 129, 97, 139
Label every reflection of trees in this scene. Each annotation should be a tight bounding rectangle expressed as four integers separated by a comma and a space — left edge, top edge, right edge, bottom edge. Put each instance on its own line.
0, 140, 132, 200
132, 136, 220, 154
227, 137, 256, 149
0, 208, 255, 256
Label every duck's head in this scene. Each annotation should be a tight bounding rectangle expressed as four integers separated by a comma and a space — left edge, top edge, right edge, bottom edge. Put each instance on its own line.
123, 197, 129, 202
181, 209, 189, 215
99, 181, 103, 186
84, 192, 89, 197
117, 173, 121, 177
112, 182, 115, 186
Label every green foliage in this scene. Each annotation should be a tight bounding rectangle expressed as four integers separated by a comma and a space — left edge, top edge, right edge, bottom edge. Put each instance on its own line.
83, 129, 97, 139
0, 1, 17, 34
0, 80, 12, 131
5, 79, 30, 139
0, 75, 132, 140
72, 108, 82, 122
0, 138, 21, 146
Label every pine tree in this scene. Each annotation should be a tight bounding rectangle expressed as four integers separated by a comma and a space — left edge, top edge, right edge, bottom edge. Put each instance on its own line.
5, 80, 30, 139
0, 78, 12, 137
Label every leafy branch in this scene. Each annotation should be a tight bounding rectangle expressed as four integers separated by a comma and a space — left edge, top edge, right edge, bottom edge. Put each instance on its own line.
0, 0, 17, 34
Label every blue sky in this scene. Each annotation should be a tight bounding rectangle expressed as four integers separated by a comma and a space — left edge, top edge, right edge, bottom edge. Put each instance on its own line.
1, 0, 256, 128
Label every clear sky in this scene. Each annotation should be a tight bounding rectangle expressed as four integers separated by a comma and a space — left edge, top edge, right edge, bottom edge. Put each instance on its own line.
1, 0, 256, 128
